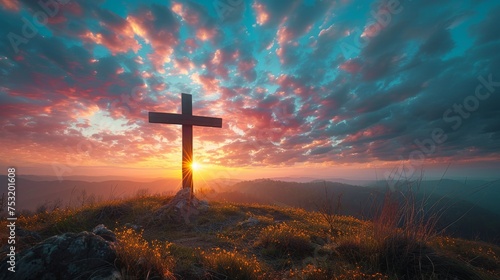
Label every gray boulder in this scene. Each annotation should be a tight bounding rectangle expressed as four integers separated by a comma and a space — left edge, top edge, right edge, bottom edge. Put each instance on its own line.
0, 226, 120, 280
93, 224, 117, 242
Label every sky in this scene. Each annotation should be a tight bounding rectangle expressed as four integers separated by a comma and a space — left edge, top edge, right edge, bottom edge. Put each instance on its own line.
1, 0, 499, 182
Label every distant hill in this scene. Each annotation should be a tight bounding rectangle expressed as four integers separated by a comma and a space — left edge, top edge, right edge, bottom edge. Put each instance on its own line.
19, 175, 161, 182
216, 179, 375, 215
0, 176, 182, 211
370, 179, 500, 215
265, 176, 378, 186
0, 175, 240, 212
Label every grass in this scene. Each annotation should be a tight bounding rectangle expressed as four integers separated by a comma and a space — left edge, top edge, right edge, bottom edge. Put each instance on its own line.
1, 191, 499, 279
254, 222, 314, 259
115, 227, 175, 279
200, 248, 265, 280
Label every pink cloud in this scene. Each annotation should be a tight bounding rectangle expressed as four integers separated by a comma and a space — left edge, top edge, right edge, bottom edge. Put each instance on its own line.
276, 48, 285, 64
206, 49, 240, 79
339, 59, 362, 73
173, 57, 194, 75
64, 2, 83, 16
275, 74, 313, 97
82, 30, 141, 55
238, 59, 257, 82
252, 3, 269, 25
127, 7, 180, 73
277, 26, 294, 46
171, 2, 200, 25
210, 49, 228, 78
255, 87, 267, 95
343, 125, 391, 143
191, 73, 220, 94
361, 23, 382, 38
1, 0, 19, 11
196, 27, 218, 42
184, 38, 199, 53
171, 1, 223, 44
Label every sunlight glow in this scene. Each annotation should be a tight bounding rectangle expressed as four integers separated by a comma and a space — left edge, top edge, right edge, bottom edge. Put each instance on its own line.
191, 162, 201, 171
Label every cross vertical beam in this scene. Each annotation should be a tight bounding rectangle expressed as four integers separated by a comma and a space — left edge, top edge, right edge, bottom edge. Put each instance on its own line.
149, 93, 222, 198
181, 94, 193, 193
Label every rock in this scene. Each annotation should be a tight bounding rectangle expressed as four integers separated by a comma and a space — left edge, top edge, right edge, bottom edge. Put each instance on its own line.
93, 224, 117, 242
124, 223, 143, 231
238, 217, 260, 227
154, 188, 210, 224
0, 229, 120, 280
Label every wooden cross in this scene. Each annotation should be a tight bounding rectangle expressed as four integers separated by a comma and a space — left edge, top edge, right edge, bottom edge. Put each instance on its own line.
149, 93, 222, 196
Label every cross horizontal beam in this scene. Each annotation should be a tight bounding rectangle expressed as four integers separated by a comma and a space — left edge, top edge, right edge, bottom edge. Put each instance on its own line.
149, 112, 222, 128
149, 93, 222, 197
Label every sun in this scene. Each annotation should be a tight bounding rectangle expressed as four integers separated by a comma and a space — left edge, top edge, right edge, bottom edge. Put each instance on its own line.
191, 161, 201, 171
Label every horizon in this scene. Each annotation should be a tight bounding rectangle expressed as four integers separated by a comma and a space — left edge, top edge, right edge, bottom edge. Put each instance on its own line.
9, 169, 500, 183
1, 1, 500, 182
3, 162, 500, 182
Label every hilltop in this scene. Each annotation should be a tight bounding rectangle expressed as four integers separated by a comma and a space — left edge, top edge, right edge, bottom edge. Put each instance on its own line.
208, 179, 500, 243
1, 193, 500, 279
6, 176, 500, 244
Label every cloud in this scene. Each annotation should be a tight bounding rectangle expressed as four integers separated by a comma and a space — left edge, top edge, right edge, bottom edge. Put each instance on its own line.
128, 4, 180, 73
1, 0, 19, 11
1, 0, 499, 174
339, 59, 362, 74
418, 27, 455, 56
469, 5, 500, 45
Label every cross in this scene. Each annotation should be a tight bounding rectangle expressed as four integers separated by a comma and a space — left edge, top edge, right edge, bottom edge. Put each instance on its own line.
149, 93, 222, 197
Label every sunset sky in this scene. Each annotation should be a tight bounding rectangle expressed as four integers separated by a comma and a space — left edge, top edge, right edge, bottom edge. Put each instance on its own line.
1, 0, 499, 181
